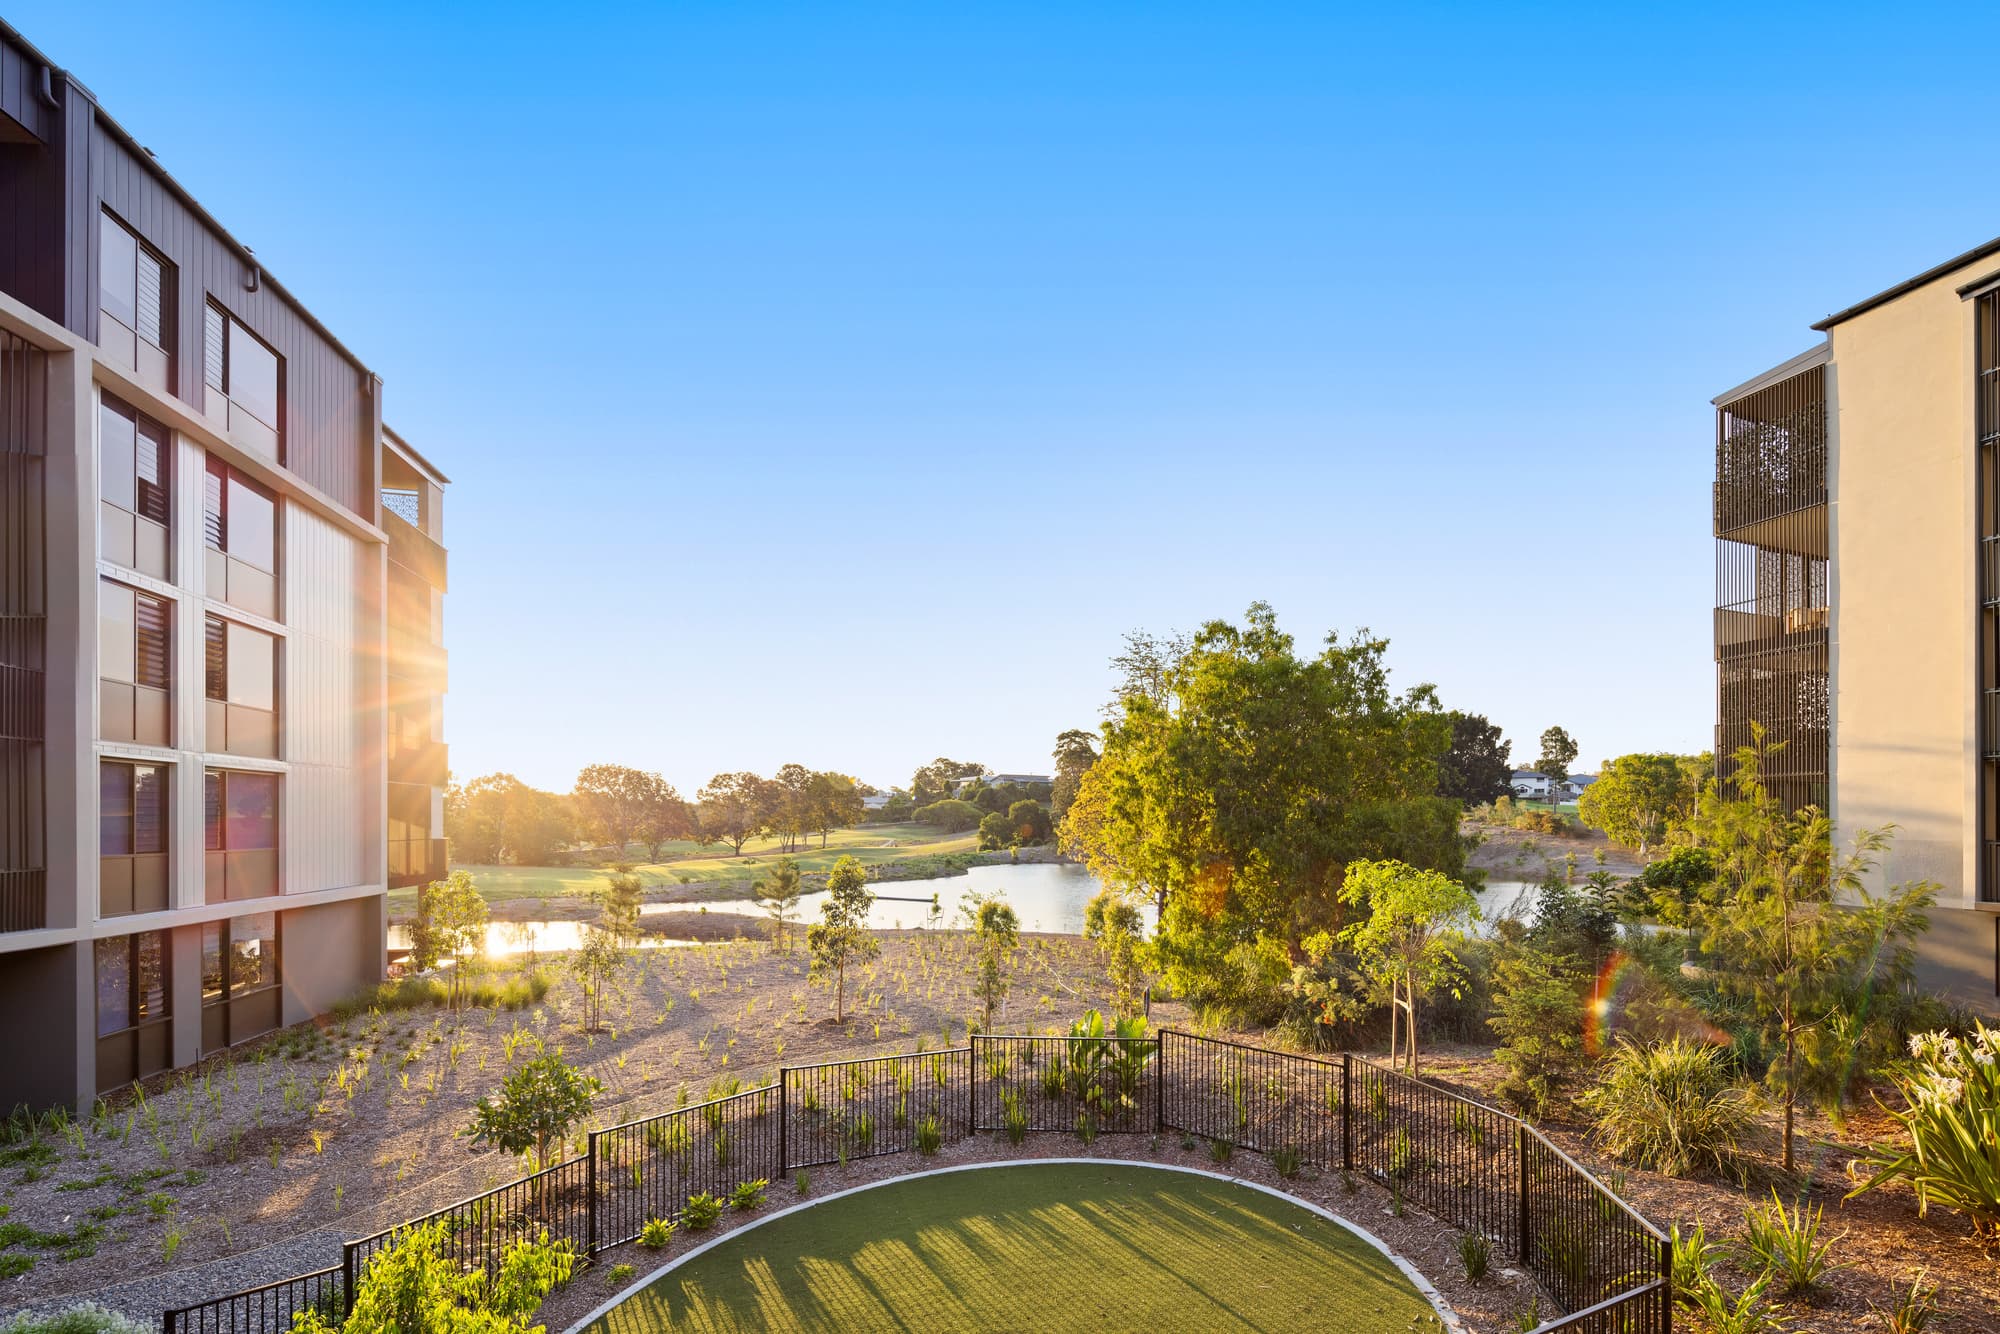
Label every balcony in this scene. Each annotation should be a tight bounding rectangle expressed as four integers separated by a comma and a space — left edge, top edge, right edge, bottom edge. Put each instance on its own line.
387, 634, 447, 693
388, 837, 449, 890
389, 737, 449, 787
384, 509, 448, 593
1985, 536, 2000, 608
1714, 600, 1828, 663
1986, 842, 2000, 904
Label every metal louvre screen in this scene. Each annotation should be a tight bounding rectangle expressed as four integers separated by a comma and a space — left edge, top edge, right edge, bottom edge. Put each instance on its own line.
1714, 362, 1829, 812
1981, 293, 2000, 902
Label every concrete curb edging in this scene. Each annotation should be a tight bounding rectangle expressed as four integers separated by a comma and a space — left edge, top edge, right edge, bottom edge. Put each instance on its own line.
559, 1158, 1467, 1334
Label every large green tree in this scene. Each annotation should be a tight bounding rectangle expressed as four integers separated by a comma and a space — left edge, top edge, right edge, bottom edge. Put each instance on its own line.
1436, 711, 1512, 805
697, 772, 768, 855
572, 763, 675, 859
1577, 751, 1704, 857
1051, 728, 1100, 821
1063, 604, 1457, 1015
446, 774, 574, 866
1535, 726, 1579, 783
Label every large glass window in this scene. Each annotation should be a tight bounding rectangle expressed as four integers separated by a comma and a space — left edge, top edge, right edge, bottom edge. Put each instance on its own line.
99, 214, 170, 349
206, 771, 277, 851
205, 615, 276, 711
229, 912, 277, 995
99, 580, 170, 690
203, 302, 281, 431
99, 762, 165, 857
95, 932, 167, 1040
203, 457, 277, 572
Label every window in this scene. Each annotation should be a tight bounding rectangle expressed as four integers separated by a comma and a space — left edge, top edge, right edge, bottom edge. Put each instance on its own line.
199, 915, 279, 1053
99, 397, 170, 526
100, 214, 171, 351
99, 762, 166, 857
99, 581, 170, 690
204, 770, 277, 852
202, 301, 280, 430
94, 932, 167, 1040
203, 457, 277, 571
205, 615, 276, 710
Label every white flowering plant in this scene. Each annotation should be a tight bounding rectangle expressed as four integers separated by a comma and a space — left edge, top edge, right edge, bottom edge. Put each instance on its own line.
1846, 1024, 2000, 1233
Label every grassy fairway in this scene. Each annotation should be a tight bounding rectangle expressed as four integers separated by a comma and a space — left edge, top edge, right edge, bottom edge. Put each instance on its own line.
392, 824, 982, 914
582, 1163, 1439, 1334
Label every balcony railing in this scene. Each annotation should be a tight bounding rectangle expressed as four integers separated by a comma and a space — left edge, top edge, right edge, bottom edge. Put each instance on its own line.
1986, 692, 2000, 761
388, 837, 448, 890
0, 869, 45, 933
387, 634, 447, 692
1714, 599, 1828, 662
1985, 842, 2000, 905
389, 737, 449, 787
383, 509, 447, 593
1985, 537, 2000, 608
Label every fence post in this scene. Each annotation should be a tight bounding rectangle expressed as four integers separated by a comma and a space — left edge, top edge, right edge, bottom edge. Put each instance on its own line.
1661, 1231, 1674, 1332
159, 1313, 171, 1334
966, 1039, 978, 1133
1515, 1122, 1531, 1264
778, 1067, 789, 1173
586, 1130, 599, 1257
341, 1241, 357, 1319
1341, 1054, 1353, 1172
1153, 1033, 1165, 1132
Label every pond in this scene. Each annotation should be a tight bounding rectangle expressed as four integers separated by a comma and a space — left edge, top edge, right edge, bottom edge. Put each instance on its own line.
680, 860, 1139, 936
393, 867, 1544, 957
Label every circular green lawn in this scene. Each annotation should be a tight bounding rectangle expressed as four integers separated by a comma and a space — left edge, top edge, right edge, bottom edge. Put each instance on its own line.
576, 1162, 1447, 1333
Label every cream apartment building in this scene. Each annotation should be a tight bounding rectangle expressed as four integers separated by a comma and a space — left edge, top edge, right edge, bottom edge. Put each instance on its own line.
1715, 238, 2000, 1013
0, 21, 449, 1110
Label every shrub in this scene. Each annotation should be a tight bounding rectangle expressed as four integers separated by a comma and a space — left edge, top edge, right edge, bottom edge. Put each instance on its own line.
1457, 1231, 1491, 1283
1207, 1137, 1232, 1165
0, 1305, 151, 1334
1847, 1026, 2000, 1232
1578, 1037, 1750, 1177
607, 1262, 635, 1283
288, 1220, 573, 1334
1488, 946, 1589, 1116
1669, 1223, 1716, 1309
1738, 1191, 1845, 1298
915, 1115, 942, 1156
1687, 1273, 1793, 1333
1001, 1091, 1028, 1146
638, 1216, 677, 1250
1272, 1144, 1301, 1180
728, 1178, 767, 1212
682, 1192, 723, 1231
1874, 1271, 1942, 1334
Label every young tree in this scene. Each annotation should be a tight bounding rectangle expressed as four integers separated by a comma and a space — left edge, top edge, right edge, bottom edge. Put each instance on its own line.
427, 869, 490, 1012
1577, 752, 1701, 858
971, 898, 1021, 1029
1338, 858, 1481, 1076
464, 1054, 603, 1170
754, 856, 804, 951
567, 927, 626, 1034
806, 855, 878, 1022
697, 772, 766, 855
1436, 711, 1512, 805
1689, 732, 1936, 1173
1536, 726, 1579, 785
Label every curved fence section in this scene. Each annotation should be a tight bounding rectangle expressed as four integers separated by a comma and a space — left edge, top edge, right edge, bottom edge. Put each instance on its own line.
161, 1028, 1669, 1334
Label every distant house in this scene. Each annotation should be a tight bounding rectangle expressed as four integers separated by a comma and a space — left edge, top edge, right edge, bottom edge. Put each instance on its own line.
950, 773, 1052, 794
861, 793, 893, 812
1509, 770, 1556, 799
1562, 774, 1598, 801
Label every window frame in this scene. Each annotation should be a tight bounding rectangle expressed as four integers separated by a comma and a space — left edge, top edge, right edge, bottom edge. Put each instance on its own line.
94, 931, 170, 1042
202, 456, 279, 573
99, 211, 175, 354
202, 300, 283, 435
100, 394, 171, 528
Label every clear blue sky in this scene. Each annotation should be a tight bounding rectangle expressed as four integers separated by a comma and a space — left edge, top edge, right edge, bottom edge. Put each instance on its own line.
17, 3, 1998, 793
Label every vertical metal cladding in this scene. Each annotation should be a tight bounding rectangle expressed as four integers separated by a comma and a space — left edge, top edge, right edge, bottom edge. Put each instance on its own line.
1977, 294, 2000, 902
1714, 363, 1830, 813
0, 330, 46, 932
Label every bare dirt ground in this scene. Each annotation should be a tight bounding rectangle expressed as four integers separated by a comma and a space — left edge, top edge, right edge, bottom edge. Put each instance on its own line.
1462, 817, 1643, 882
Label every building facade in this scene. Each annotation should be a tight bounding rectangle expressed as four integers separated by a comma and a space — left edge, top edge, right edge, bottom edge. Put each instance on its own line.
1714, 240, 2000, 1013
0, 21, 448, 1110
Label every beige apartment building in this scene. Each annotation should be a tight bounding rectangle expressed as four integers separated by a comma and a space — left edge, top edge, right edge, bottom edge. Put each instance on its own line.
0, 21, 449, 1110
1715, 238, 2000, 1014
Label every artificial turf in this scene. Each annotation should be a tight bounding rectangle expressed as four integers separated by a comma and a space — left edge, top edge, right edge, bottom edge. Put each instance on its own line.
581, 1161, 1441, 1333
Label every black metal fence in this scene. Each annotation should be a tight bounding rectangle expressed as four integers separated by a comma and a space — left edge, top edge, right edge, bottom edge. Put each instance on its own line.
161, 1029, 1669, 1334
